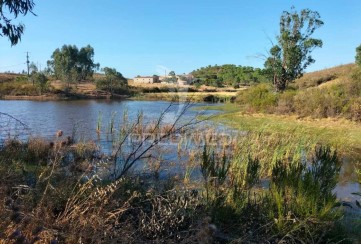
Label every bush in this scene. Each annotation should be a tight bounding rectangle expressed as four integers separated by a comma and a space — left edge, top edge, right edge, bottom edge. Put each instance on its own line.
235, 83, 278, 112
345, 97, 361, 121
95, 79, 129, 95
266, 146, 343, 242
276, 90, 296, 114
293, 85, 347, 118
31, 73, 49, 94
0, 81, 39, 96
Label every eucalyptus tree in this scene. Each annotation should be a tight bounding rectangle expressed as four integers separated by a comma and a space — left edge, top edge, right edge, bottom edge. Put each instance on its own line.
356, 44, 361, 66
78, 45, 100, 80
47, 45, 99, 86
265, 7, 324, 92
0, 0, 36, 45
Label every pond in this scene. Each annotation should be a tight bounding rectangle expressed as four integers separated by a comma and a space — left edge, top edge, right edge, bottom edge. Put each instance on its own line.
0, 100, 215, 139
0, 99, 360, 205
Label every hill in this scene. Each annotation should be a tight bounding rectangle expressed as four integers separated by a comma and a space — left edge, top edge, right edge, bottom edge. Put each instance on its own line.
235, 63, 361, 121
294, 63, 356, 89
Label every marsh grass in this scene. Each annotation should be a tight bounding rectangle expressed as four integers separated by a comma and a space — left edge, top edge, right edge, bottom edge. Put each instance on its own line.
208, 105, 361, 158
195, 136, 347, 243
0, 104, 356, 243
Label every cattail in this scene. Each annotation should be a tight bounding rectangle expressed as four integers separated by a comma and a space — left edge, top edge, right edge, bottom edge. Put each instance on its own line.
66, 136, 73, 145
56, 130, 63, 137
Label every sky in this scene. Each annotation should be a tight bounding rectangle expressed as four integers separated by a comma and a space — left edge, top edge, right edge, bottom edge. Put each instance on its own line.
1, 0, 361, 78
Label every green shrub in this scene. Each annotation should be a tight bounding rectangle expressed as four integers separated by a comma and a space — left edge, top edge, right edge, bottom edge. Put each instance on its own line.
293, 86, 346, 118
266, 146, 343, 241
344, 97, 361, 121
235, 83, 278, 112
31, 72, 49, 94
95, 79, 129, 94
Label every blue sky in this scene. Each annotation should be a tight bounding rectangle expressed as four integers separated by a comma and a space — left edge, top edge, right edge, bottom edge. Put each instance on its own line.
1, 0, 361, 78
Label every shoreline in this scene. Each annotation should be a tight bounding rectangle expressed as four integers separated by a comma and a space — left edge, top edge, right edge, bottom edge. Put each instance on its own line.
1, 93, 130, 101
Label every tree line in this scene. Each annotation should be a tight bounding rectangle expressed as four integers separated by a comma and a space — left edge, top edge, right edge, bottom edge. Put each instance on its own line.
2, 1, 361, 93
191, 64, 268, 87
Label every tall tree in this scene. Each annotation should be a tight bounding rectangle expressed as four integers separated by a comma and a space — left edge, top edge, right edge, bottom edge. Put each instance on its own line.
0, 0, 36, 45
47, 44, 99, 86
47, 45, 79, 87
356, 44, 361, 66
78, 45, 100, 80
265, 7, 324, 92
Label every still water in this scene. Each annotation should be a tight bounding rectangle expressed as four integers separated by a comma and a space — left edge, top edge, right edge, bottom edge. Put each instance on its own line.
0, 99, 360, 204
0, 100, 214, 139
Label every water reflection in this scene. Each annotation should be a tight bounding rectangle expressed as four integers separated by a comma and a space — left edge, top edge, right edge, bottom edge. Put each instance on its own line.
0, 99, 360, 202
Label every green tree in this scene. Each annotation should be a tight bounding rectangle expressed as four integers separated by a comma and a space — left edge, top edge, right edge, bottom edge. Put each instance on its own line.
0, 0, 36, 45
97, 67, 128, 95
29, 62, 38, 74
191, 64, 268, 87
47, 45, 78, 86
78, 45, 100, 80
47, 44, 99, 87
356, 44, 361, 66
169, 71, 176, 76
31, 72, 48, 94
265, 7, 324, 92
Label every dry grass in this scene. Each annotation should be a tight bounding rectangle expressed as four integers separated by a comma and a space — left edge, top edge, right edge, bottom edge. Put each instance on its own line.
0, 73, 23, 83
295, 63, 356, 89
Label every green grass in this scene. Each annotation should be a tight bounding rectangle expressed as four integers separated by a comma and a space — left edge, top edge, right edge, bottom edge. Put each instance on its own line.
203, 104, 361, 157
194, 103, 240, 112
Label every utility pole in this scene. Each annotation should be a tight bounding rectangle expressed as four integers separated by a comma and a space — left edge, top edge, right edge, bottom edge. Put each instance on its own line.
26, 52, 30, 77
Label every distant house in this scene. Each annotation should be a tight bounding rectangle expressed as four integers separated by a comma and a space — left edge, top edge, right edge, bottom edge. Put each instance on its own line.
133, 75, 160, 84
177, 74, 194, 86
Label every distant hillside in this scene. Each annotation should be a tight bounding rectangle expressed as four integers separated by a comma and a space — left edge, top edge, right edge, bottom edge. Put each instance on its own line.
295, 63, 356, 89
0, 73, 23, 83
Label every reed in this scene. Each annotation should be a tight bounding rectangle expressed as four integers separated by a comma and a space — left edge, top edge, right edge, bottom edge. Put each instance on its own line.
96, 111, 102, 134
0, 102, 355, 243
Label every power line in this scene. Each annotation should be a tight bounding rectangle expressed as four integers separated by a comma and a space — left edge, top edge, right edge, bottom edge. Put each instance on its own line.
0, 63, 26, 69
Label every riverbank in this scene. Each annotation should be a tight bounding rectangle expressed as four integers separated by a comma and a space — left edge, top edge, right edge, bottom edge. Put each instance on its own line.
202, 104, 361, 156
0, 99, 360, 242
1, 113, 359, 243
0, 73, 244, 102
131, 91, 236, 102
2, 93, 129, 101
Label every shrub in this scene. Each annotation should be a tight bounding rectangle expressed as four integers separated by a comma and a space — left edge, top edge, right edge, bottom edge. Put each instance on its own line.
267, 146, 343, 242
235, 83, 278, 112
0, 81, 39, 96
276, 90, 296, 114
95, 78, 129, 95
345, 97, 361, 121
293, 85, 346, 118
31, 73, 49, 94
